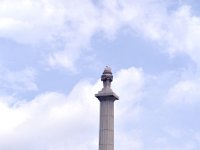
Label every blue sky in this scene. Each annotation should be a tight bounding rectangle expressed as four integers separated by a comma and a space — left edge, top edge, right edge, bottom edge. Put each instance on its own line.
0, 0, 200, 149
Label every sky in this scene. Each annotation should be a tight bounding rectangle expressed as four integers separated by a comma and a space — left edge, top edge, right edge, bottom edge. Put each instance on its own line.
0, 0, 200, 149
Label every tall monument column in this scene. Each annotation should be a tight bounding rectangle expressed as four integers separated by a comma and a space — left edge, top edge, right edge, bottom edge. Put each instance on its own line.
95, 67, 119, 150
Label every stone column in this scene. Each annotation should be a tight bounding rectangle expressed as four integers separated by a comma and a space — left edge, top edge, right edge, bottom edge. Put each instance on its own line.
95, 67, 119, 150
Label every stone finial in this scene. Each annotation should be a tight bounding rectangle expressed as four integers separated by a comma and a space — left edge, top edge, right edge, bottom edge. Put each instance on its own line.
100, 66, 113, 91
101, 66, 113, 82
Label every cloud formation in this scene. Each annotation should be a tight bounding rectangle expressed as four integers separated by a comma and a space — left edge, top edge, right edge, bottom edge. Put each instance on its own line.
167, 79, 200, 105
2, 0, 200, 70
0, 67, 37, 93
0, 67, 144, 150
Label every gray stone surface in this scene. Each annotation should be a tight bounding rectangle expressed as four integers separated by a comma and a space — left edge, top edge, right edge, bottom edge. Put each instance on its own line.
95, 67, 119, 150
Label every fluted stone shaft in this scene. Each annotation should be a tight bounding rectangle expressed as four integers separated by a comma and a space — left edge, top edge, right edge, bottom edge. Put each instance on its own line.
99, 99, 114, 150
95, 67, 119, 150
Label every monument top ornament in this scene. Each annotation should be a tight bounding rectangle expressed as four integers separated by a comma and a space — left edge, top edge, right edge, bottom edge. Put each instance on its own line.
101, 66, 113, 82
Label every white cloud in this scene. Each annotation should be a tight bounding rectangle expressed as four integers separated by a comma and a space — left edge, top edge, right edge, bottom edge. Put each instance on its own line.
0, 67, 144, 150
0, 96, 28, 135
0, 67, 37, 92
166, 79, 200, 105
114, 67, 144, 102
113, 67, 144, 126
97, 1, 200, 69
124, 3, 200, 67
166, 79, 200, 104
1, 0, 200, 70
48, 49, 81, 72
0, 86, 99, 150
114, 67, 144, 150
0, 0, 100, 70
47, 1, 200, 70
116, 129, 143, 150
0, 0, 66, 44
161, 5, 200, 64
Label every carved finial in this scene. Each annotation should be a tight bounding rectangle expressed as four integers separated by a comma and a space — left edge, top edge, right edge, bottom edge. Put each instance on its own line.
103, 66, 112, 74
101, 66, 113, 82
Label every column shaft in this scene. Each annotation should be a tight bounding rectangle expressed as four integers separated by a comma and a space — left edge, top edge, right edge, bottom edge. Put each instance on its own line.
99, 100, 114, 150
